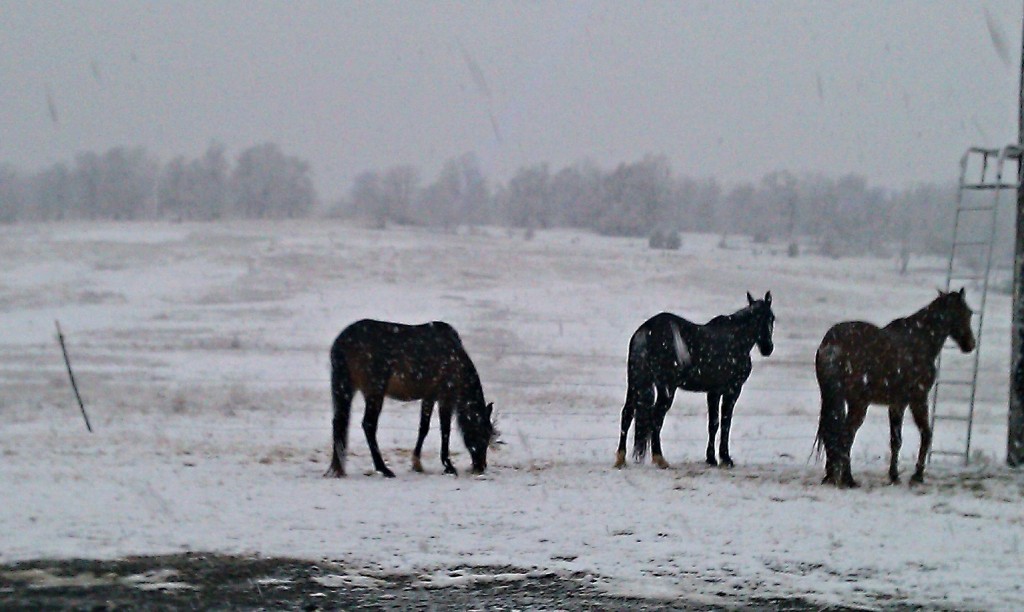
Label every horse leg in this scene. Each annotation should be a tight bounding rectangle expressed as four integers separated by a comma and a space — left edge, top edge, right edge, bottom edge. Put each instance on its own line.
888, 404, 907, 484
817, 374, 846, 486
651, 385, 675, 469
615, 389, 637, 468
705, 392, 721, 466
412, 399, 434, 473
326, 368, 354, 478
439, 402, 457, 475
361, 394, 395, 478
718, 391, 740, 468
439, 403, 458, 475
840, 400, 868, 488
909, 400, 932, 484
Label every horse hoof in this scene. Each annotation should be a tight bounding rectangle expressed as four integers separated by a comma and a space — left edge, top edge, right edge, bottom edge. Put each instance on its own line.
652, 455, 670, 469
380, 469, 396, 478
444, 468, 458, 476
411, 459, 424, 473
705, 457, 718, 467
821, 475, 837, 486
614, 451, 626, 469
889, 476, 901, 485
324, 467, 345, 478
720, 458, 735, 468
909, 473, 924, 485
840, 479, 859, 489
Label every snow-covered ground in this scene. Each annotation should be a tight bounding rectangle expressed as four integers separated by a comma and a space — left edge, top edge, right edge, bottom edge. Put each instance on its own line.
1, 220, 1022, 609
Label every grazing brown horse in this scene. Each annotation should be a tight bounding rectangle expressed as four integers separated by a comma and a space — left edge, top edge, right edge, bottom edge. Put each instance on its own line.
814, 289, 976, 487
326, 319, 495, 478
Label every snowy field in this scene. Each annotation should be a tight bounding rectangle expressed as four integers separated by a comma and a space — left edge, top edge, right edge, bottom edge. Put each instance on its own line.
1, 219, 1022, 609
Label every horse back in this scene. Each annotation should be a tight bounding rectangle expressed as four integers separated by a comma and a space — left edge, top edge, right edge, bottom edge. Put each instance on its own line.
635, 312, 697, 359
639, 312, 697, 338
816, 320, 933, 401
332, 319, 477, 400
333, 319, 462, 353
635, 312, 752, 390
817, 321, 884, 368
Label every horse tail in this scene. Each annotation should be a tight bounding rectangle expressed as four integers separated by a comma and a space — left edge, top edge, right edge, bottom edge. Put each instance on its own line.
629, 327, 657, 462
326, 341, 354, 477
814, 343, 846, 464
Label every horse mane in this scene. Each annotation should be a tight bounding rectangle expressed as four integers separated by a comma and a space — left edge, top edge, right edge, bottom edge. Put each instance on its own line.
427, 322, 484, 407
454, 353, 485, 402
448, 347, 493, 439
707, 304, 758, 327
885, 292, 949, 331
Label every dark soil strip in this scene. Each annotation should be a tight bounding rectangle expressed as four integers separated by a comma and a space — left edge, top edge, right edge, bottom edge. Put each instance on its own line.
0, 553, 902, 611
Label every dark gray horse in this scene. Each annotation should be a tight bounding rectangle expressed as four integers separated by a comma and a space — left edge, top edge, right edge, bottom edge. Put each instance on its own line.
615, 292, 775, 469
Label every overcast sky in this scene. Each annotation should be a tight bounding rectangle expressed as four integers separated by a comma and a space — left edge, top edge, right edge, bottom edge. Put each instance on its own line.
1, 1, 1022, 201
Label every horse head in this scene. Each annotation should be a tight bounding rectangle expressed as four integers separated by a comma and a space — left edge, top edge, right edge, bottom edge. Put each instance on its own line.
747, 290, 775, 356
465, 401, 496, 474
940, 288, 976, 353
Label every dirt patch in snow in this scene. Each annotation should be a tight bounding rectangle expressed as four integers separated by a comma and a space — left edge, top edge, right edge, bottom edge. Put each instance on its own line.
0, 553, 876, 611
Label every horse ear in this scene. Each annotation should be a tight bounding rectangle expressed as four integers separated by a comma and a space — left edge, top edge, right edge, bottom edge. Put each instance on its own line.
486, 402, 493, 420
959, 287, 966, 297
747, 291, 755, 305
764, 291, 772, 305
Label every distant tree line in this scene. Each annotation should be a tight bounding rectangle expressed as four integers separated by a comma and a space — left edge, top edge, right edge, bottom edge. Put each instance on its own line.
0, 142, 316, 222
338, 152, 979, 261
3, 143, 996, 263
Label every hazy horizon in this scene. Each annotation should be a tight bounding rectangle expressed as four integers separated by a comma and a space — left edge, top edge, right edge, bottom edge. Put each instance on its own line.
2, 1, 1022, 202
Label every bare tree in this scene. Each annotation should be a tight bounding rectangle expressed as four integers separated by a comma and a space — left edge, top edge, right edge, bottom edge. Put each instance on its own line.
0, 164, 25, 223
502, 163, 551, 231
380, 165, 419, 225
350, 170, 386, 228
232, 142, 316, 219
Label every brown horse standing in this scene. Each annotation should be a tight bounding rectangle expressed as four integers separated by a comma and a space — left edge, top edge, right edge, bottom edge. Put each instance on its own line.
326, 319, 495, 478
814, 289, 976, 487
